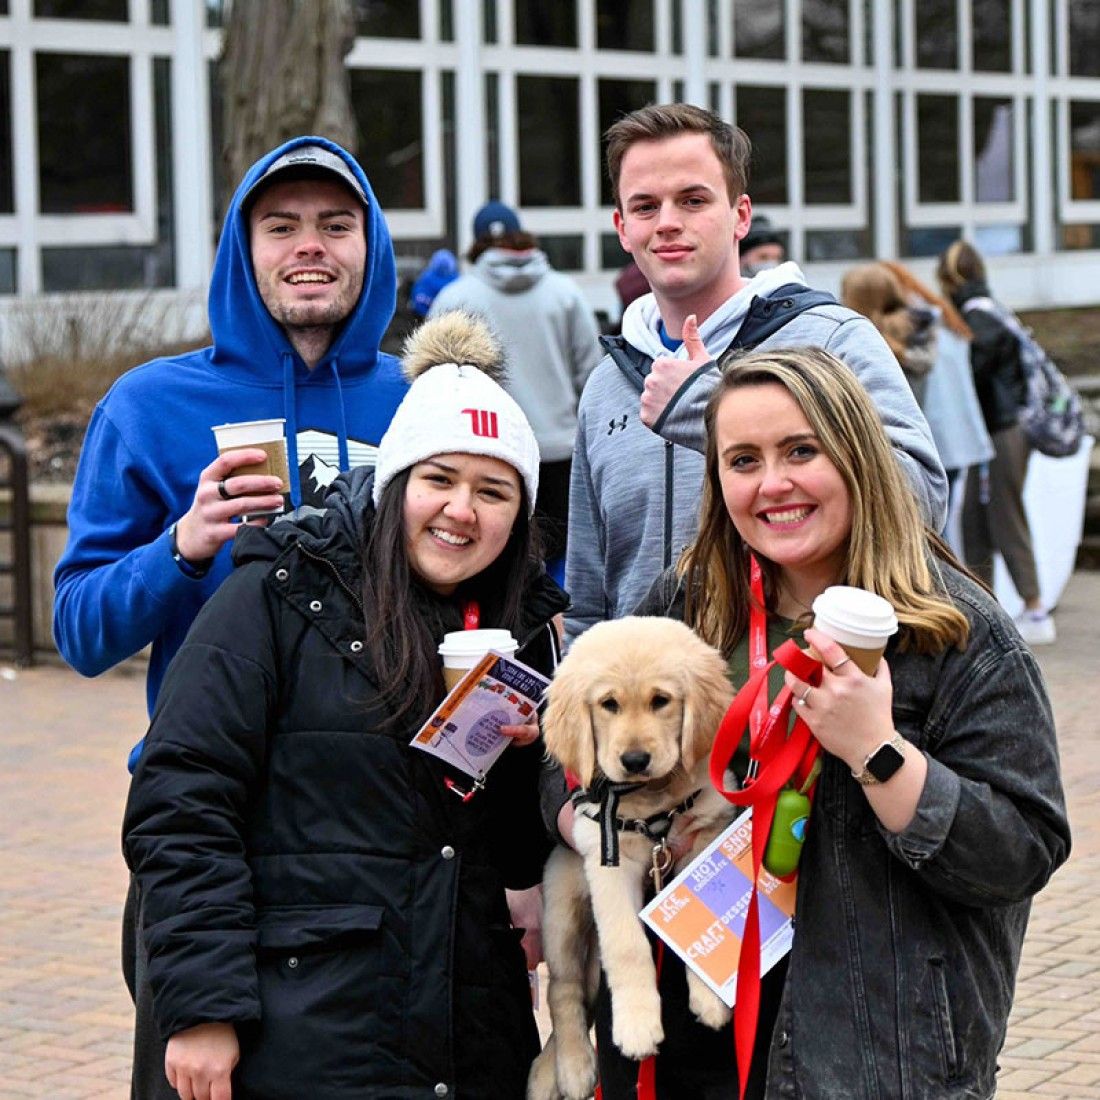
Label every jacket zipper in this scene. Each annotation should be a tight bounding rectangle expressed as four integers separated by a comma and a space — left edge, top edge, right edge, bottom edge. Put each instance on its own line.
663, 440, 674, 570
293, 541, 365, 615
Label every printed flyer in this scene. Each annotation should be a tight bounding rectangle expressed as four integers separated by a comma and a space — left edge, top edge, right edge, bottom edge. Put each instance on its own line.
640, 808, 796, 1007
410, 651, 550, 780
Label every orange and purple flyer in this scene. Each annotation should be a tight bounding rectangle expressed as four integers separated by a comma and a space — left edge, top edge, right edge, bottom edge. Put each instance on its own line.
640, 809, 796, 1006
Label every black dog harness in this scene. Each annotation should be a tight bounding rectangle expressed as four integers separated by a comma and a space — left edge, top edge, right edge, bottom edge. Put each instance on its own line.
572, 777, 702, 885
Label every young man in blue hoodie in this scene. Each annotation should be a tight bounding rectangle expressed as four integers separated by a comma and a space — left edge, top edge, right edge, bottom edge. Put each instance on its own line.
564, 104, 947, 645
51, 137, 408, 1099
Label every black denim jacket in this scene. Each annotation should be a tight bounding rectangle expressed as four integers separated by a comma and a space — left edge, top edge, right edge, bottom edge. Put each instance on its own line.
639, 559, 1070, 1099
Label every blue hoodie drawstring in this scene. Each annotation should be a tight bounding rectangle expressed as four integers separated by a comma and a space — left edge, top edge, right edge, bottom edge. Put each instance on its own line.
328, 357, 351, 473
282, 352, 303, 507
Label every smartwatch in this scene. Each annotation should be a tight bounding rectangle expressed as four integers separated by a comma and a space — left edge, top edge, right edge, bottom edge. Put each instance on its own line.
852, 733, 906, 786
169, 521, 214, 580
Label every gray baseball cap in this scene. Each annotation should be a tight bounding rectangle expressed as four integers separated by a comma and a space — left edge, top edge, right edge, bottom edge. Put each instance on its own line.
243, 144, 369, 208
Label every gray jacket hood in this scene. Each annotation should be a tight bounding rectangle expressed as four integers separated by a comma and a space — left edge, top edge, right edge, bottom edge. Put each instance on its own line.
473, 248, 550, 293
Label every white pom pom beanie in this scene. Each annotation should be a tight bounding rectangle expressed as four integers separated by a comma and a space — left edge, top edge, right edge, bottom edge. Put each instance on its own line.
372, 311, 540, 513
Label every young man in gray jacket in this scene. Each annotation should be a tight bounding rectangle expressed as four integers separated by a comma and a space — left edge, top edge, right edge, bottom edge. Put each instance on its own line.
564, 104, 947, 643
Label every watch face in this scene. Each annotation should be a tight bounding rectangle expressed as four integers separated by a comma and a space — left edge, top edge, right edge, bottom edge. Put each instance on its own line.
867, 741, 906, 782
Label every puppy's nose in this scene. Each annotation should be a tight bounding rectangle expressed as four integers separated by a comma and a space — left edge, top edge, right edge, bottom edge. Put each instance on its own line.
620, 750, 651, 775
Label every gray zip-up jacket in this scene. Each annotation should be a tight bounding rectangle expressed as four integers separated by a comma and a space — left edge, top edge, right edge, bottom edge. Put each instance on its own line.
564, 289, 948, 642
430, 249, 601, 461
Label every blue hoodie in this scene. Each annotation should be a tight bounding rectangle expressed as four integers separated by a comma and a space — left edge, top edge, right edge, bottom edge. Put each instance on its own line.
53, 136, 408, 734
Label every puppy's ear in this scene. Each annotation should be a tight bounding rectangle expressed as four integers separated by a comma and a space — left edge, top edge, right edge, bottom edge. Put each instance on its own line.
543, 660, 598, 786
680, 646, 735, 770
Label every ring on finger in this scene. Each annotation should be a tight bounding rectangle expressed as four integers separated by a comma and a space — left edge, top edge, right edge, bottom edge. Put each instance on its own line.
217, 479, 232, 501
829, 656, 851, 673
797, 685, 813, 707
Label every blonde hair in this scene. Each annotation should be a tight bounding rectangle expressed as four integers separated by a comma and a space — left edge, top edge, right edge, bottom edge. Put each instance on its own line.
936, 239, 987, 297
840, 263, 913, 362
680, 347, 970, 656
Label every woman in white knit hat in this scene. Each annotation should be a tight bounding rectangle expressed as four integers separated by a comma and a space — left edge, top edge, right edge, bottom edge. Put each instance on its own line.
122, 312, 566, 1100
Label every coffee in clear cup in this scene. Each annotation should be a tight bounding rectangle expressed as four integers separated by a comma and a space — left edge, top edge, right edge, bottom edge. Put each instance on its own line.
438, 629, 519, 691
810, 586, 899, 675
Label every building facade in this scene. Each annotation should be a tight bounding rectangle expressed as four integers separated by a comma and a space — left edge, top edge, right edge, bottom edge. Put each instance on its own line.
1, 0, 1099, 326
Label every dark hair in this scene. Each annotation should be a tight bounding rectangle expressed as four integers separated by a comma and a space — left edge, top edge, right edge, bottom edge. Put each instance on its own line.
466, 229, 539, 264
936, 239, 987, 296
360, 468, 542, 725
605, 103, 752, 209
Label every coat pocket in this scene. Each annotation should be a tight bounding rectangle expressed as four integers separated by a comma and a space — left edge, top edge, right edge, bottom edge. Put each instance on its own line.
255, 903, 383, 952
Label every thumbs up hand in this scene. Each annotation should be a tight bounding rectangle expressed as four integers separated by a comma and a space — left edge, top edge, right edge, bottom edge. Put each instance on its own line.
640, 314, 714, 428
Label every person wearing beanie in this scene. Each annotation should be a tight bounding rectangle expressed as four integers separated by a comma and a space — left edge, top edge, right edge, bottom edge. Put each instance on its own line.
739, 213, 786, 277
430, 201, 601, 574
123, 310, 567, 1100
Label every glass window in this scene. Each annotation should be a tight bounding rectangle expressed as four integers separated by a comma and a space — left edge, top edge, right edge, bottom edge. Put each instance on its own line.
973, 224, 1022, 254
735, 85, 788, 204
485, 73, 501, 200
205, 1, 225, 29
0, 51, 11, 214
1069, 2, 1100, 77
671, 0, 682, 53
208, 58, 227, 229
1060, 223, 1100, 249
734, 0, 784, 59
802, 0, 849, 64
34, 0, 126, 18
1069, 100, 1100, 201
974, 97, 1014, 202
803, 89, 851, 204
601, 232, 626, 268
972, 0, 1011, 71
441, 70, 457, 246
151, 0, 170, 24
514, 1, 576, 46
707, 0, 719, 56
483, 0, 497, 43
597, 0, 654, 50
0, 249, 14, 294
540, 234, 584, 271
42, 246, 170, 292
903, 225, 961, 257
805, 228, 870, 260
598, 78, 658, 206
917, 94, 959, 202
350, 69, 424, 209
915, 0, 957, 70
152, 57, 175, 287
440, 0, 454, 41
354, 0, 419, 38
36, 53, 132, 214
517, 76, 580, 206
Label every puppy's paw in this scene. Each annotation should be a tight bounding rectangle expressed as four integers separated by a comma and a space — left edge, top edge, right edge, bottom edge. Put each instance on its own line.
527, 1044, 561, 1100
687, 974, 732, 1029
555, 1042, 598, 1100
611, 988, 664, 1060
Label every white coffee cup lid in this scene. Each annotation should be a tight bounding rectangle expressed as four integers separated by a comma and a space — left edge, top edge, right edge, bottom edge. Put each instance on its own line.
211, 418, 286, 447
811, 586, 898, 648
438, 629, 518, 663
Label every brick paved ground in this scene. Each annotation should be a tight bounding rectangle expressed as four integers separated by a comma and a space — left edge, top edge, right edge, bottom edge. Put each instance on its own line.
2, 572, 1098, 1098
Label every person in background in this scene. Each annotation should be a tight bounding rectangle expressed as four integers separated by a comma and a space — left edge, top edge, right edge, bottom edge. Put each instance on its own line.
430, 201, 601, 575
123, 311, 567, 1100
841, 262, 936, 406
878, 259, 994, 532
738, 212, 785, 277
51, 136, 409, 1100
409, 247, 459, 318
628, 344, 1068, 1098
937, 239, 1054, 645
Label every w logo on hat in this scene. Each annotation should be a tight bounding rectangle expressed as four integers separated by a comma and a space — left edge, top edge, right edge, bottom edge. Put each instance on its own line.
462, 408, 499, 438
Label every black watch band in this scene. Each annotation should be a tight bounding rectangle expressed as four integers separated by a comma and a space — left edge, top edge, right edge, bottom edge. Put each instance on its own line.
169, 522, 214, 580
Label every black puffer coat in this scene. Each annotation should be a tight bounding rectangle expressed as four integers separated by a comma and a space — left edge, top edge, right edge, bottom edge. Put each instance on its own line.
123, 470, 568, 1099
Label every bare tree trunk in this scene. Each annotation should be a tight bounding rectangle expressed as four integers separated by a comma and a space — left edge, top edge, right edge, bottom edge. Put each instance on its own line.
219, 0, 358, 204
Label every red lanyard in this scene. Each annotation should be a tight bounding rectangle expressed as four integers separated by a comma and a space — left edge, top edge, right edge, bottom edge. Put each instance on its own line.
706, 559, 822, 1100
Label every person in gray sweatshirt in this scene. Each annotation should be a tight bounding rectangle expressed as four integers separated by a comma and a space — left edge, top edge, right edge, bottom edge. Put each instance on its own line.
564, 104, 947, 644
430, 201, 601, 565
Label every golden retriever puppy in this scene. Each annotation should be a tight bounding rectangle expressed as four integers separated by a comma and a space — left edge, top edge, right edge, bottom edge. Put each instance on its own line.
528, 616, 737, 1100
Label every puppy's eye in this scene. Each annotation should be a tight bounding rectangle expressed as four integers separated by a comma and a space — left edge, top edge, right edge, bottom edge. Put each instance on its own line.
600, 698, 621, 714
651, 694, 671, 711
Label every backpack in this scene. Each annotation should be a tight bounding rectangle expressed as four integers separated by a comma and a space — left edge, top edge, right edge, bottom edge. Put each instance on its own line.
962, 296, 1085, 458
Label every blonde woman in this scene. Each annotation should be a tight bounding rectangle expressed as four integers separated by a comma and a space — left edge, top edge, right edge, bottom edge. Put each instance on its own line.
623, 345, 1069, 1099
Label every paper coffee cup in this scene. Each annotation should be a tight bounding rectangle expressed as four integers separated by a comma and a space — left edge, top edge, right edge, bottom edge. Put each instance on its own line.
810, 586, 898, 675
211, 418, 291, 492
438, 629, 519, 691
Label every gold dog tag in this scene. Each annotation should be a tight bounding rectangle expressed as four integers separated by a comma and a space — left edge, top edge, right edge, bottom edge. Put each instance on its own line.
649, 840, 674, 892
